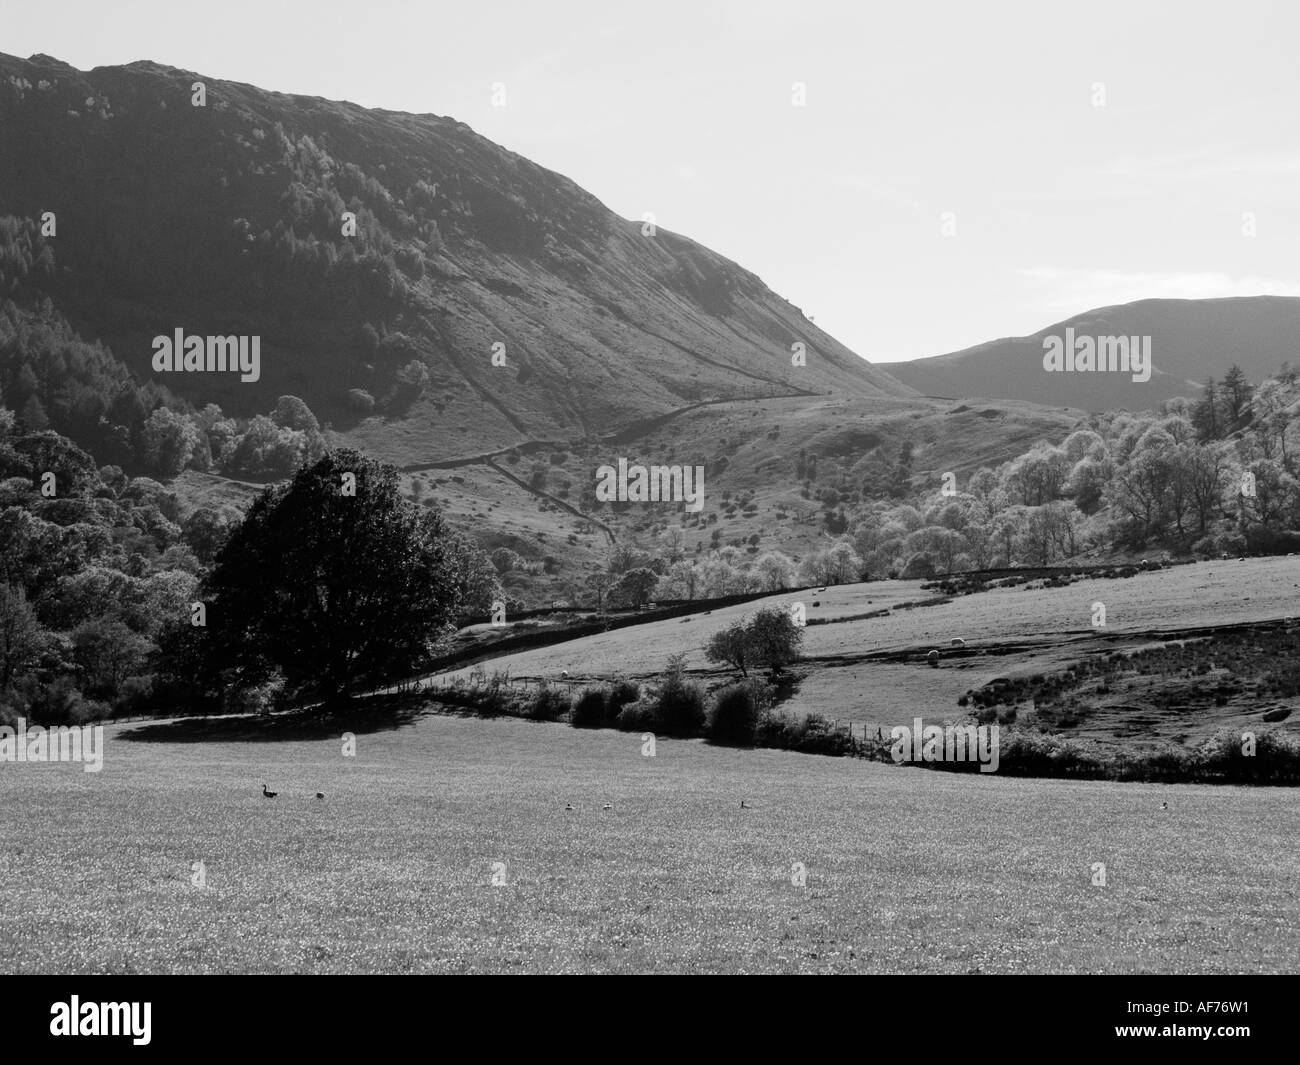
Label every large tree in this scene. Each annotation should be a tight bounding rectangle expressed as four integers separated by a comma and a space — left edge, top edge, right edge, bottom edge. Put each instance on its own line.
199, 449, 492, 702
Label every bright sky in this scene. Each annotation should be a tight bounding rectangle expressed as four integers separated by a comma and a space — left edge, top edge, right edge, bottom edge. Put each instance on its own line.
6, 0, 1300, 361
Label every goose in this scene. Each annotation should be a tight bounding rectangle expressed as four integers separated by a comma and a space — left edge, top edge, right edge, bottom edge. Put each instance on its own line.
315, 792, 325, 800
262, 784, 278, 799
740, 800, 751, 809
602, 803, 612, 810
564, 802, 575, 811
1160, 801, 1168, 810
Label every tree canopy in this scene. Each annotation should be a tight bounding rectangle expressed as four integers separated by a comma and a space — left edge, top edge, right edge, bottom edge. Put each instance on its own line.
198, 449, 496, 701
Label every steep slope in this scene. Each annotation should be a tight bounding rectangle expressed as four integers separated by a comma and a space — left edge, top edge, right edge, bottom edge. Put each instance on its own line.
0, 51, 913, 464
883, 296, 1300, 412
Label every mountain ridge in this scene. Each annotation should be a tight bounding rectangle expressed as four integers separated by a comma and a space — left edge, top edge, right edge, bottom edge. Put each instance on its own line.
882, 295, 1300, 411
0, 49, 913, 466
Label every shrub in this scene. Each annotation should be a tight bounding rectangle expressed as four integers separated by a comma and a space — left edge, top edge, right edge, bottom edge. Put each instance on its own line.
1198, 727, 1300, 783
570, 687, 609, 728
430, 672, 518, 717
612, 658, 705, 736
654, 655, 707, 736
614, 697, 659, 732
606, 678, 640, 714
707, 679, 773, 746
528, 682, 571, 721
755, 709, 855, 756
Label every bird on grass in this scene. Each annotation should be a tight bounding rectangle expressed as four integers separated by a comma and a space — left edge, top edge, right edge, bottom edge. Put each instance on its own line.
316, 793, 325, 800
602, 803, 612, 811
1160, 801, 1168, 810
564, 802, 575, 811
261, 784, 278, 799
740, 800, 751, 809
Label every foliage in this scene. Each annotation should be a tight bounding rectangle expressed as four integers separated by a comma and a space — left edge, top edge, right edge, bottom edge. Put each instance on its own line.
197, 449, 487, 701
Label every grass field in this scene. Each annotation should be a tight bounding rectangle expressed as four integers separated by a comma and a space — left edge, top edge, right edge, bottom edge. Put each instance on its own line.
425, 556, 1300, 744
2, 710, 1296, 974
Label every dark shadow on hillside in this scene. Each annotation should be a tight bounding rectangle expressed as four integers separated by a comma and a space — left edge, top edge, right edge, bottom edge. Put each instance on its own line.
117, 692, 429, 743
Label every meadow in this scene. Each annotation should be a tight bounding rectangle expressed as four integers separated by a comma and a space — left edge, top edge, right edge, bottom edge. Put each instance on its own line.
425, 555, 1300, 745
1, 709, 1296, 974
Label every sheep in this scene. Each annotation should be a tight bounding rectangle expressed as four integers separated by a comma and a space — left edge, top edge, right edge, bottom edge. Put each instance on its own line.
926, 649, 940, 667
950, 637, 966, 648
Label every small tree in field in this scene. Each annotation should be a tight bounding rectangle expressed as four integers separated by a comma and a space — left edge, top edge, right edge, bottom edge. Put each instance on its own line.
705, 621, 752, 675
705, 604, 803, 678
745, 604, 804, 674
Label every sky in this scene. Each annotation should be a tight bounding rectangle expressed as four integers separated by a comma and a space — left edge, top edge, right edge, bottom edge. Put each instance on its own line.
5, 0, 1300, 362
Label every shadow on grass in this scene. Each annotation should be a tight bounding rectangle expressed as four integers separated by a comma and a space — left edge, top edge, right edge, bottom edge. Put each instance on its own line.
117, 692, 430, 743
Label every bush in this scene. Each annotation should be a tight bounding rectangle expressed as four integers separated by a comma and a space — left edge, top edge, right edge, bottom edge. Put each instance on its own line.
611, 660, 704, 736
570, 687, 609, 728
528, 682, 571, 721
706, 679, 773, 746
614, 697, 659, 732
1198, 727, 1300, 783
606, 678, 640, 713
755, 709, 856, 756
654, 655, 707, 736
431, 672, 520, 717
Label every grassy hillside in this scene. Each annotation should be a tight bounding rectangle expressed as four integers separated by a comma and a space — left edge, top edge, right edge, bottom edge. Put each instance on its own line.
424, 555, 1300, 749
325, 394, 1080, 588
1, 712, 1294, 973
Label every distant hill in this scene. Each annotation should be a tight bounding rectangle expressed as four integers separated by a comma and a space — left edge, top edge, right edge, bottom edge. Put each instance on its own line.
882, 296, 1300, 411
0, 51, 913, 464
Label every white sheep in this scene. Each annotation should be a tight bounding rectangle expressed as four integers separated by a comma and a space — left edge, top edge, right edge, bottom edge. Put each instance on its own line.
950, 637, 966, 648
